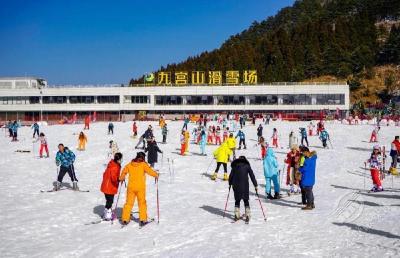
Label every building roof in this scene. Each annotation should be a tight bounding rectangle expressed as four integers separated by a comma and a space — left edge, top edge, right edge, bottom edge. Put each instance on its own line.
0, 77, 45, 81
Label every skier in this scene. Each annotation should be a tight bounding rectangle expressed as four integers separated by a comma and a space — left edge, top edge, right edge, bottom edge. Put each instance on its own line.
11, 120, 20, 142
108, 121, 114, 135
257, 124, 263, 142
389, 136, 400, 175
199, 129, 207, 155
226, 133, 237, 159
299, 147, 317, 210
257, 136, 268, 159
285, 145, 301, 194
239, 116, 244, 129
368, 145, 384, 192
207, 126, 214, 144
229, 156, 258, 222
319, 129, 330, 148
6, 120, 12, 137
211, 141, 233, 181
308, 122, 314, 136
119, 152, 159, 226
215, 126, 222, 145
271, 128, 279, 148
32, 122, 40, 138
161, 124, 168, 144
100, 152, 123, 221
77, 131, 88, 151
84, 115, 90, 130
369, 126, 380, 143
299, 127, 309, 147
55, 144, 78, 190
184, 129, 190, 153
289, 131, 298, 149
135, 125, 153, 149
252, 116, 256, 125
235, 130, 246, 150
108, 140, 119, 159
223, 127, 229, 142
132, 121, 138, 138
145, 137, 163, 168
182, 116, 189, 130
263, 147, 280, 199
316, 120, 324, 135
35, 132, 49, 158
180, 130, 186, 156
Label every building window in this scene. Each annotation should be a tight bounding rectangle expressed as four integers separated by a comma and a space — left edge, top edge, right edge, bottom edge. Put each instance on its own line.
248, 95, 278, 105
186, 95, 213, 105
43, 96, 67, 104
98, 96, 120, 104
69, 96, 94, 104
131, 96, 150, 104
29, 97, 40, 104
315, 94, 344, 105
15, 81, 28, 88
155, 96, 182, 105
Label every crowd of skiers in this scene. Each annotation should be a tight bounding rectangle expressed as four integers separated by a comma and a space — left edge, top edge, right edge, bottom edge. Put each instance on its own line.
6, 113, 400, 226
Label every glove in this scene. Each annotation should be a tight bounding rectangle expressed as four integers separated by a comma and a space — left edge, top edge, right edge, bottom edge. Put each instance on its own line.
255, 186, 258, 193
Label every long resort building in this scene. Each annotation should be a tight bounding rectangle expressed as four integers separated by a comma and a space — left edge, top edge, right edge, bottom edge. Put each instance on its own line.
0, 77, 350, 122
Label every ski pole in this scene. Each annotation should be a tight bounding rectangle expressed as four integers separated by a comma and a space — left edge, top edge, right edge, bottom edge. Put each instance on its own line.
364, 162, 366, 191
255, 188, 267, 221
204, 158, 214, 177
111, 181, 124, 223
156, 178, 160, 224
223, 185, 231, 218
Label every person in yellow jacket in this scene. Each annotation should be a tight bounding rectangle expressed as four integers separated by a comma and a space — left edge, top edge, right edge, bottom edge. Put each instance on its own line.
184, 129, 190, 153
225, 133, 237, 159
77, 131, 87, 151
119, 152, 159, 226
211, 141, 233, 181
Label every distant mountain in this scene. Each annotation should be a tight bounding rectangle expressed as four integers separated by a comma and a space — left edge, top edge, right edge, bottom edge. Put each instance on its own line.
129, 0, 400, 102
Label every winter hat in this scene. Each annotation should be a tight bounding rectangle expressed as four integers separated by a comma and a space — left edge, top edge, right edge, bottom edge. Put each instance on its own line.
136, 152, 146, 159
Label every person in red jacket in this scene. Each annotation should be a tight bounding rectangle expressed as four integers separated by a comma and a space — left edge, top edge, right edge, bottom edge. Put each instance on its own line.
285, 145, 301, 194
84, 115, 90, 130
100, 152, 123, 221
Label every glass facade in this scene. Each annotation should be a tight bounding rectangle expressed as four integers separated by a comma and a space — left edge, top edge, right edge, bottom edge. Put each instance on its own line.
131, 96, 150, 104
43, 96, 67, 104
69, 96, 95, 104
98, 95, 120, 104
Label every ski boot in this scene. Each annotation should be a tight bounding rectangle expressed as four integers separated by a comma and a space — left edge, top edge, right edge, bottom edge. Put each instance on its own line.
53, 181, 61, 191
139, 220, 151, 227
103, 208, 112, 221
389, 167, 398, 175
273, 192, 281, 199
245, 207, 251, 223
211, 173, 218, 181
301, 205, 314, 210
244, 146, 247, 150
234, 207, 240, 221
72, 181, 79, 191
238, 146, 241, 150
223, 173, 229, 181
266, 193, 274, 200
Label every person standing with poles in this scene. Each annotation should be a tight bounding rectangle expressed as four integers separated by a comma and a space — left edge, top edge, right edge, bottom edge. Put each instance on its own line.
228, 156, 258, 223
161, 124, 168, 144
55, 144, 78, 191
235, 130, 247, 150
389, 136, 400, 175
100, 152, 123, 221
145, 137, 163, 168
108, 120, 114, 135
119, 152, 159, 227
32, 121, 40, 138
263, 147, 281, 199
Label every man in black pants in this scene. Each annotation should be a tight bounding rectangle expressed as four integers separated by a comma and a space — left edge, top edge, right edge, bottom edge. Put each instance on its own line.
55, 144, 78, 191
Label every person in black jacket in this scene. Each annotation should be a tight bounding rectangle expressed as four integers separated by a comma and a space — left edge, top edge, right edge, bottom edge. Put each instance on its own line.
145, 137, 163, 168
229, 156, 258, 222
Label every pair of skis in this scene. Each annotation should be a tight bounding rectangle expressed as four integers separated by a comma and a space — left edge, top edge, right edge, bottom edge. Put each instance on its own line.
40, 188, 89, 193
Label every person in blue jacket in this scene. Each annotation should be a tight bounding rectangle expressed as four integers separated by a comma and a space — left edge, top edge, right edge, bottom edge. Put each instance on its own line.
235, 130, 246, 150
319, 129, 330, 148
11, 120, 20, 142
55, 143, 78, 191
32, 122, 40, 138
299, 127, 309, 147
263, 147, 280, 199
299, 147, 317, 210
199, 129, 207, 155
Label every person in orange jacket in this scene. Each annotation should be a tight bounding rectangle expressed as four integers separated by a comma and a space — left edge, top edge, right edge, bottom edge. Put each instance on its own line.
78, 131, 88, 151
84, 115, 90, 130
119, 152, 159, 226
184, 129, 190, 153
180, 130, 186, 155
100, 152, 123, 221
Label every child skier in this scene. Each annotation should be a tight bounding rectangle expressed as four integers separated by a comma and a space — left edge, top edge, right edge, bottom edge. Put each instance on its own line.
307, 122, 314, 136
145, 137, 163, 168
55, 144, 78, 191
223, 127, 229, 142
180, 130, 186, 156
285, 145, 301, 194
119, 152, 159, 226
184, 129, 190, 153
32, 122, 40, 138
161, 124, 168, 144
108, 140, 119, 159
207, 126, 214, 144
212, 141, 233, 181
299, 127, 309, 147
199, 129, 207, 155
271, 128, 279, 148
215, 126, 222, 145
263, 147, 280, 199
36, 132, 49, 158
132, 121, 138, 138
100, 152, 123, 221
258, 136, 268, 159
78, 131, 88, 151
257, 124, 263, 141
235, 130, 246, 150
369, 126, 380, 143
229, 156, 258, 222
389, 136, 400, 175
368, 145, 384, 192
108, 121, 114, 135
84, 115, 90, 130
319, 129, 330, 148
11, 120, 20, 142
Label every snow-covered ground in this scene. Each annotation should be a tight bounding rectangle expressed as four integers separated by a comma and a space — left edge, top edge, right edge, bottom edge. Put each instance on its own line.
0, 120, 399, 258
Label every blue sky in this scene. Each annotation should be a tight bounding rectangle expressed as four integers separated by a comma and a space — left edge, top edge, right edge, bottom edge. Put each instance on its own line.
0, 0, 295, 85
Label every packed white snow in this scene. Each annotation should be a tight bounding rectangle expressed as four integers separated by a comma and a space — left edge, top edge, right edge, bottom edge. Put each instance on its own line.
0, 119, 399, 258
